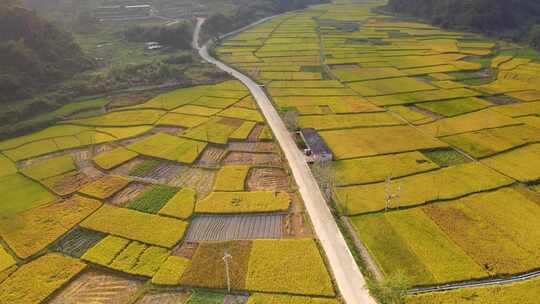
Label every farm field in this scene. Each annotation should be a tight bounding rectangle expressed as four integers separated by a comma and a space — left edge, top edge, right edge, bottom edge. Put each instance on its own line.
0, 79, 335, 303
216, 0, 540, 301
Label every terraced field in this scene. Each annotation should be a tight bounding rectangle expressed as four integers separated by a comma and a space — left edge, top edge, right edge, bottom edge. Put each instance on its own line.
0, 80, 335, 303
216, 0, 540, 302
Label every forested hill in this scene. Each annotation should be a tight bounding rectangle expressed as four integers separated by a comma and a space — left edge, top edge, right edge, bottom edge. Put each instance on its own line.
203, 0, 329, 38
383, 0, 540, 48
0, 2, 93, 102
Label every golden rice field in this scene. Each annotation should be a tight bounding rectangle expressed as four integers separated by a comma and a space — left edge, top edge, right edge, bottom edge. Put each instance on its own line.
216, 0, 540, 300
2, 0, 540, 302
0, 79, 333, 302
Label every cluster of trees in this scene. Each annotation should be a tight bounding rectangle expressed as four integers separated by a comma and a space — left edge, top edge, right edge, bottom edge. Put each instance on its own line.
203, 0, 329, 38
383, 0, 540, 48
0, 2, 93, 102
124, 22, 193, 49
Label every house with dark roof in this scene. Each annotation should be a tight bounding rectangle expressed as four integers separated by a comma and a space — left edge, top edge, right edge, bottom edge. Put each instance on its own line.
300, 128, 333, 163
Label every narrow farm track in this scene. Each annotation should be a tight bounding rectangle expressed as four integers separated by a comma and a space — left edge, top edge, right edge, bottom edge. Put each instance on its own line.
194, 19, 377, 304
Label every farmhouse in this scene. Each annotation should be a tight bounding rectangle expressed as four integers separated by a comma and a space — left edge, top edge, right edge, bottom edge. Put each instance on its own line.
300, 128, 333, 162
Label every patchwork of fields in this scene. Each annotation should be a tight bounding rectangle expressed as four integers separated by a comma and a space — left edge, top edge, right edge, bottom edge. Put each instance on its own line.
217, 0, 540, 302
0, 80, 336, 303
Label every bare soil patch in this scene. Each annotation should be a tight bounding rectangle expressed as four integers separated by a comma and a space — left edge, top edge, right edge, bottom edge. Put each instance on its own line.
247, 124, 264, 142
224, 152, 280, 166
247, 167, 289, 191
108, 182, 149, 206
137, 291, 190, 304
228, 142, 276, 153
195, 146, 227, 168
185, 214, 284, 241
171, 167, 215, 199
172, 241, 199, 259
48, 269, 144, 304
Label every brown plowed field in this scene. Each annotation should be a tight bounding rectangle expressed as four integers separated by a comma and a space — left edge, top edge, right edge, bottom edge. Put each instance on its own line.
48, 269, 144, 304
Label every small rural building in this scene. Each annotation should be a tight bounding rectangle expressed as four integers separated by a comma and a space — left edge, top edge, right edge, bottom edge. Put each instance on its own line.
300, 128, 333, 163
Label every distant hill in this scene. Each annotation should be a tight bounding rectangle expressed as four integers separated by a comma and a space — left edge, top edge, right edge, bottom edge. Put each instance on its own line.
203, 0, 329, 38
0, 2, 93, 102
383, 0, 540, 47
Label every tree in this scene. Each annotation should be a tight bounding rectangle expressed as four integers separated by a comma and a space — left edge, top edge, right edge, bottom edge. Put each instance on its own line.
283, 109, 299, 131
311, 159, 336, 202
529, 25, 540, 49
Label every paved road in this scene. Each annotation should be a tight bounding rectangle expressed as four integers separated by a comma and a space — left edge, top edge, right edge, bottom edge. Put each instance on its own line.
195, 19, 377, 304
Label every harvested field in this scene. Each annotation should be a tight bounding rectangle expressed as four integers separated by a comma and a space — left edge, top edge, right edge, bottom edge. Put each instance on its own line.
171, 167, 215, 199
247, 124, 264, 141
111, 157, 146, 176
228, 142, 276, 153
137, 291, 190, 304
43, 171, 92, 196
224, 152, 281, 166
172, 241, 198, 259
109, 182, 149, 206
247, 167, 289, 191
137, 160, 184, 184
53, 227, 106, 258
184, 214, 284, 241
48, 269, 144, 304
195, 146, 227, 168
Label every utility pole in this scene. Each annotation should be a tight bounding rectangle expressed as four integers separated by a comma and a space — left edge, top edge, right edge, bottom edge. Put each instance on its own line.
223, 250, 232, 293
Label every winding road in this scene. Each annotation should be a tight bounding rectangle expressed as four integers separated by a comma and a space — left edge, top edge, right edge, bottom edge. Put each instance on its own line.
194, 18, 377, 304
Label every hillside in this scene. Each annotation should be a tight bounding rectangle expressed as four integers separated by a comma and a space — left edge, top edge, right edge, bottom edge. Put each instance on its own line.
0, 2, 93, 102
383, 0, 540, 47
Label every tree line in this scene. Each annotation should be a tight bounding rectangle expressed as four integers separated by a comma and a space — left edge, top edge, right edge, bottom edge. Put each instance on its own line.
383, 0, 540, 49
202, 0, 330, 38
0, 2, 93, 102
